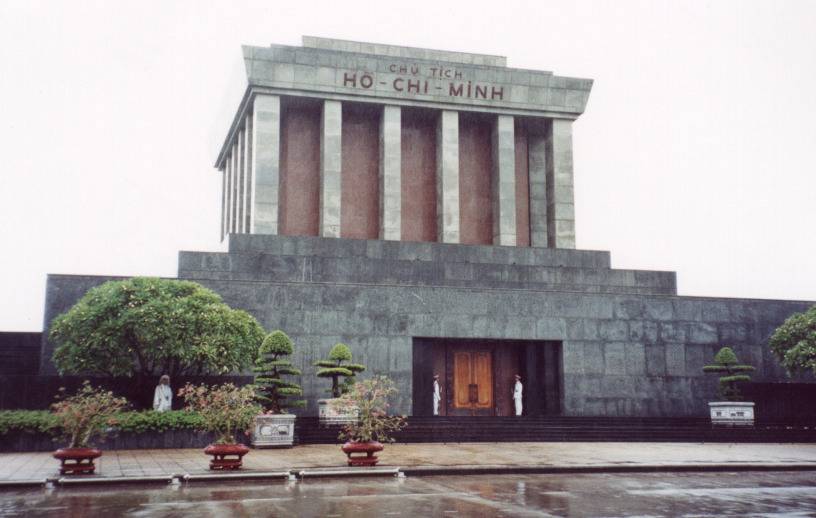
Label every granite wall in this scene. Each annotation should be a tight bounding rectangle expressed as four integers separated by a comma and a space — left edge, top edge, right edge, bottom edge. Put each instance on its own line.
40, 235, 813, 417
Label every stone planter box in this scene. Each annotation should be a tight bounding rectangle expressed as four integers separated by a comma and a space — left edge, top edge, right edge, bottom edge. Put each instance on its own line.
709, 401, 755, 426
251, 414, 295, 448
318, 398, 358, 425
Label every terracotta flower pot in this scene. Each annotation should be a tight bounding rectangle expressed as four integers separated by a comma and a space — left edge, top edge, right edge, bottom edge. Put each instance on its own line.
53, 447, 103, 475
341, 440, 384, 466
204, 443, 250, 470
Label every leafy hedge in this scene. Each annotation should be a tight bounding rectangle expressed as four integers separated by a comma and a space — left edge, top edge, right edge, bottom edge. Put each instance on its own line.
0, 410, 205, 435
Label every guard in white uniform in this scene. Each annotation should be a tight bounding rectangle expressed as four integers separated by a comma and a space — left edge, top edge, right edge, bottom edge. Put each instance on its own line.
513, 374, 523, 416
433, 374, 441, 416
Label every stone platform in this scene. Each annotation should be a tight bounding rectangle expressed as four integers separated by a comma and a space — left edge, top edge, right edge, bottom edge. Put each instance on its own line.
40, 234, 814, 418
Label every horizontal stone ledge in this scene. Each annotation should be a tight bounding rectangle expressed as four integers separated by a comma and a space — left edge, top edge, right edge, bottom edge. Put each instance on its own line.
55, 475, 174, 486
0, 479, 47, 488
178, 251, 676, 294
179, 268, 677, 297
224, 234, 612, 269
182, 471, 293, 482
296, 467, 402, 478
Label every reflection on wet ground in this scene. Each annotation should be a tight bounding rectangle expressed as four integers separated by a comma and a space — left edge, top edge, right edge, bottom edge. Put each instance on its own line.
1, 471, 816, 517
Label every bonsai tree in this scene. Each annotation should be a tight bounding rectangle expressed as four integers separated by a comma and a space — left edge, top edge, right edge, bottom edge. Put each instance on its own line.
338, 376, 406, 444
702, 347, 756, 401
769, 305, 816, 376
253, 330, 305, 414
314, 343, 366, 398
51, 381, 129, 449
178, 382, 261, 445
50, 277, 265, 380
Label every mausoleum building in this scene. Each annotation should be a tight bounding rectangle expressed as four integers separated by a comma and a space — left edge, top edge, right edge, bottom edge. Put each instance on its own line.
41, 37, 813, 418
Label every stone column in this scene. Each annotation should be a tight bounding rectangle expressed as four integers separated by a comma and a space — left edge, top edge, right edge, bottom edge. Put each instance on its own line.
236, 128, 245, 233
249, 94, 281, 234
242, 114, 253, 233
320, 100, 342, 238
436, 110, 460, 243
491, 115, 517, 246
379, 105, 401, 241
528, 130, 548, 247
220, 166, 227, 241
231, 142, 238, 234
225, 152, 232, 236
545, 119, 576, 248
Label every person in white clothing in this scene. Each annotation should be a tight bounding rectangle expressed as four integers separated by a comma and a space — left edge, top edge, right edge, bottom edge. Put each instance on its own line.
153, 374, 172, 412
432, 374, 441, 416
513, 374, 523, 416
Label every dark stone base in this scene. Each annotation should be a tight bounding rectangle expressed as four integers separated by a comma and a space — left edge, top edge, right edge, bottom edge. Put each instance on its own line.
38, 234, 815, 418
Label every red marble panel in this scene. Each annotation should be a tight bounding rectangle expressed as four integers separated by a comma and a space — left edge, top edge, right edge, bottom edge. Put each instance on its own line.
341, 104, 381, 239
401, 108, 438, 242
279, 98, 321, 236
515, 121, 531, 247
458, 114, 494, 245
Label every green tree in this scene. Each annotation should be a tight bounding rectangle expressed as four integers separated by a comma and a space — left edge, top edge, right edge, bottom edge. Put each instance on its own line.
253, 330, 305, 414
50, 277, 264, 379
770, 306, 816, 376
702, 347, 755, 401
314, 343, 366, 398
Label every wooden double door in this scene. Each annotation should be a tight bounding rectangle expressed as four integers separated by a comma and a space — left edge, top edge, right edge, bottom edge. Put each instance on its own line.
445, 341, 518, 416
451, 348, 494, 414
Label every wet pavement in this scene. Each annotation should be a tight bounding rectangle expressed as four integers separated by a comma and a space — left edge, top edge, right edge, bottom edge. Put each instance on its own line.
4, 442, 816, 482
1, 471, 816, 517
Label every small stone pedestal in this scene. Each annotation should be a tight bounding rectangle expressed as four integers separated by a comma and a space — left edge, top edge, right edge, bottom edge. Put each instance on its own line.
709, 402, 755, 426
252, 414, 296, 448
318, 399, 359, 425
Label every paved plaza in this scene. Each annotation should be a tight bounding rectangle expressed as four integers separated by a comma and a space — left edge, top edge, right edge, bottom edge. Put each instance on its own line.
2, 442, 816, 484
3, 471, 816, 517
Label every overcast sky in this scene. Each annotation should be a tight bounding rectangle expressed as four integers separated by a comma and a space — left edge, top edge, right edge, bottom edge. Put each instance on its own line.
1, 0, 814, 332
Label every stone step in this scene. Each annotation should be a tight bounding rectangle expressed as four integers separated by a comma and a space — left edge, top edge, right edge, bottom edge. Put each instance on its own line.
179, 251, 676, 295
293, 416, 816, 444
227, 234, 612, 269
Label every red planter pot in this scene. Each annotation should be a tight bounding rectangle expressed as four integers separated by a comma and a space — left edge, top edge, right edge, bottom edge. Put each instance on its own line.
341, 441, 384, 467
203, 443, 250, 470
53, 447, 103, 475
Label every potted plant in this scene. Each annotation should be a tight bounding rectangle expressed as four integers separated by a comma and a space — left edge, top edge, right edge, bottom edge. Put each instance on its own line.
251, 330, 305, 448
703, 346, 756, 426
338, 376, 406, 466
51, 381, 128, 475
178, 382, 261, 469
314, 343, 366, 425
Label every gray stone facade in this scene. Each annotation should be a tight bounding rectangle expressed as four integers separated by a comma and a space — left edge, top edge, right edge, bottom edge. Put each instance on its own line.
39, 235, 813, 417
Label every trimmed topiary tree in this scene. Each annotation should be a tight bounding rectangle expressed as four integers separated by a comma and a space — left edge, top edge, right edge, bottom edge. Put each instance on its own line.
50, 277, 265, 380
314, 343, 366, 398
702, 347, 755, 401
253, 331, 305, 414
769, 305, 816, 376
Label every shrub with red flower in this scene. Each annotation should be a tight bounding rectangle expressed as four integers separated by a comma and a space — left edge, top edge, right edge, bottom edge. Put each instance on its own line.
338, 376, 406, 443
178, 383, 261, 445
51, 381, 129, 448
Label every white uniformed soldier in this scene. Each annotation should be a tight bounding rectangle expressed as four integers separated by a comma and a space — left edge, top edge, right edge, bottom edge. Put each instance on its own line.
433, 374, 441, 416
513, 374, 523, 416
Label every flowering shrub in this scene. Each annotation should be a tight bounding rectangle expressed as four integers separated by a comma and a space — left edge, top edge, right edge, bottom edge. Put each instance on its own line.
338, 376, 406, 443
51, 381, 129, 448
178, 383, 261, 444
